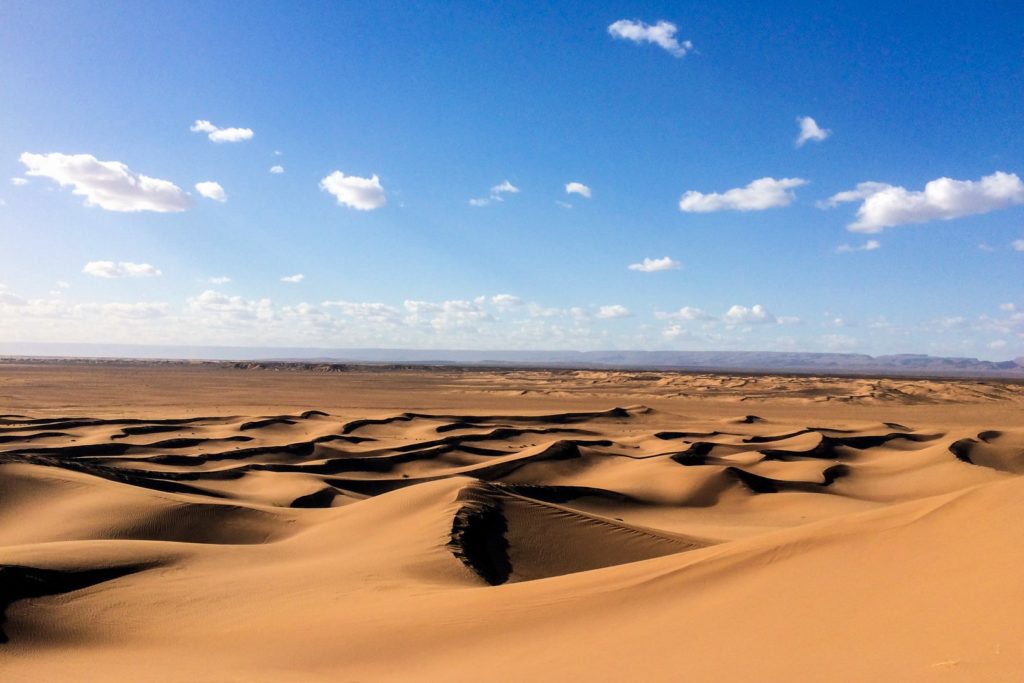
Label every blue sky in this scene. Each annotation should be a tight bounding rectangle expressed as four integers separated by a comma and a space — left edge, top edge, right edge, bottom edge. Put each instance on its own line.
1, 1, 1022, 358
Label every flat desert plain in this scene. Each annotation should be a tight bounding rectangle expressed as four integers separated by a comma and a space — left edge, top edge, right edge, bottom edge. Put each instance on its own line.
1, 362, 1023, 681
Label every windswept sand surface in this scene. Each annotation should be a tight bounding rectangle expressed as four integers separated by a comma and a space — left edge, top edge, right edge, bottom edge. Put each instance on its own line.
1, 363, 1023, 681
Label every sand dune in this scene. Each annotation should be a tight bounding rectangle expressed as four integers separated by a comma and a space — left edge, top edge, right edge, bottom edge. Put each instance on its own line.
0, 363, 1022, 680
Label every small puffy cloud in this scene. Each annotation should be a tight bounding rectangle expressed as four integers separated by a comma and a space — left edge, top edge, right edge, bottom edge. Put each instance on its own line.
795, 116, 830, 147
492, 180, 519, 195
655, 306, 712, 321
679, 177, 806, 212
608, 19, 693, 58
662, 324, 689, 340
490, 293, 522, 308
269, 165, 284, 174
999, 303, 1017, 312
724, 304, 775, 325
281, 274, 305, 283
83, 261, 162, 279
1012, 239, 1024, 251
209, 276, 231, 285
190, 119, 254, 143
320, 171, 386, 211
10, 177, 28, 186
628, 256, 681, 272
596, 304, 632, 319
566, 182, 592, 198
989, 339, 1008, 350
19, 152, 189, 212
835, 239, 880, 254
188, 290, 273, 321
470, 179, 520, 207
194, 181, 226, 202
555, 200, 573, 209
823, 172, 1024, 233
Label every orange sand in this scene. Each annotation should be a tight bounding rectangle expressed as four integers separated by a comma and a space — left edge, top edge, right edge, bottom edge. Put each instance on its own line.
1, 363, 1022, 681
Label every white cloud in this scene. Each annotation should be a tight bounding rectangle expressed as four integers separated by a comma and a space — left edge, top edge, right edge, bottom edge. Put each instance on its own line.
469, 179, 520, 207
190, 119, 254, 143
989, 339, 1008, 350
679, 177, 806, 212
320, 171, 386, 211
195, 181, 226, 202
662, 324, 689, 340
835, 239, 881, 253
321, 300, 402, 325
281, 274, 305, 283
795, 116, 830, 147
555, 200, 573, 209
19, 152, 189, 213
492, 180, 519, 195
596, 304, 632, 319
1013, 239, 1024, 252
490, 294, 522, 308
188, 290, 273, 321
724, 304, 775, 325
269, 165, 284, 174
628, 256, 681, 272
209, 276, 231, 285
403, 299, 494, 331
999, 303, 1017, 312
823, 172, 1024, 233
655, 306, 712, 321
608, 19, 693, 58
82, 261, 162, 279
10, 177, 28, 186
566, 182, 592, 198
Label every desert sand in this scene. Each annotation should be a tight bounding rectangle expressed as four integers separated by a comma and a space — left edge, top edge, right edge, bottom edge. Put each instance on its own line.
1, 361, 1022, 681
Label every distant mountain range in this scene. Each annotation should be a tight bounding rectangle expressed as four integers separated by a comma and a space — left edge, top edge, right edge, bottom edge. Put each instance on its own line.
2, 342, 1023, 379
